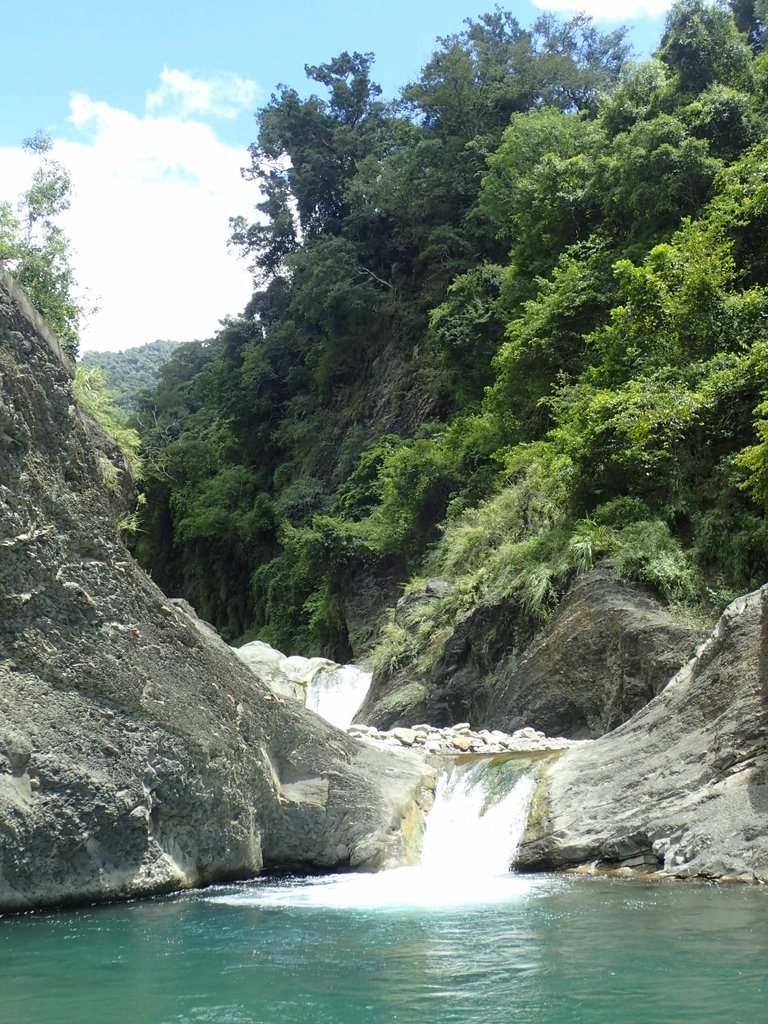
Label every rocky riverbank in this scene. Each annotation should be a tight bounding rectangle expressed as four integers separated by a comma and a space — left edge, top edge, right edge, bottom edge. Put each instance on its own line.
518, 585, 768, 883
2, 265, 765, 907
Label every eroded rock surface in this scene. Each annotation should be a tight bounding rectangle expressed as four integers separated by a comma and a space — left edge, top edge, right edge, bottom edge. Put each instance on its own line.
358, 566, 703, 738
488, 566, 703, 738
518, 586, 768, 882
0, 276, 430, 912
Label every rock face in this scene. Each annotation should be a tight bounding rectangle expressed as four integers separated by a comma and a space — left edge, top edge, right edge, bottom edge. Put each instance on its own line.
358, 566, 703, 738
0, 276, 430, 912
488, 566, 703, 738
518, 586, 768, 882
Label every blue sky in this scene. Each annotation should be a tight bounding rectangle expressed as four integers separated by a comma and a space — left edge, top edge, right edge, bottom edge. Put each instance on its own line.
1, 0, 672, 351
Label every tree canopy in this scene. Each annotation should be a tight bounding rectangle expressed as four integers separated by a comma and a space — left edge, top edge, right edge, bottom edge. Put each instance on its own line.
0, 132, 83, 355
135, 2, 768, 659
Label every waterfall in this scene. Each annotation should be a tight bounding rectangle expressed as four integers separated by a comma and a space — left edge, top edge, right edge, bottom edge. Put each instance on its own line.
419, 760, 535, 878
210, 757, 538, 910
305, 665, 372, 730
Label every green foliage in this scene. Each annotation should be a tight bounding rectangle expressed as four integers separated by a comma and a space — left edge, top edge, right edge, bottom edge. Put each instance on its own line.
79, 340, 180, 413
570, 517, 612, 573
481, 108, 602, 277
610, 520, 702, 604
73, 365, 142, 479
362, 435, 459, 560
659, 0, 754, 93
429, 264, 510, 407
136, 2, 768, 660
0, 133, 83, 355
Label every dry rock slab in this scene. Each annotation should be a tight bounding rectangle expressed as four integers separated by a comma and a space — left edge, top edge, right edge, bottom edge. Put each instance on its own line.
0, 274, 431, 912
518, 586, 768, 882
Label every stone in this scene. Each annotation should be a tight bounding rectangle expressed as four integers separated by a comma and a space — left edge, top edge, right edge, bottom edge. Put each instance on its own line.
451, 735, 471, 752
393, 728, 418, 747
0, 275, 432, 912
232, 640, 323, 702
518, 586, 768, 882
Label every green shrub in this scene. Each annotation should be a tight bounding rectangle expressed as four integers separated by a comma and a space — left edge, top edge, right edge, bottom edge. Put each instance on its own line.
74, 365, 142, 478
609, 520, 701, 604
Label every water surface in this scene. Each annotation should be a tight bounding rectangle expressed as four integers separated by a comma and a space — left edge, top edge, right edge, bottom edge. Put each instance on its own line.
1, 873, 765, 1024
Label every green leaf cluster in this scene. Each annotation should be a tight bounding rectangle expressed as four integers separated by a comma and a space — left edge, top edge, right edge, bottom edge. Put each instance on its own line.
0, 132, 84, 355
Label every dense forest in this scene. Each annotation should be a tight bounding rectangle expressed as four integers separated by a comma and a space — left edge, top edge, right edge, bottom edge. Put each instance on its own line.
80, 340, 181, 413
132, 0, 768, 667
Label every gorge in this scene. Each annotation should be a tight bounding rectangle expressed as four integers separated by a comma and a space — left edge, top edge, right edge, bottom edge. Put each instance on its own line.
1, 263, 767, 907
3, 2, 768, 1020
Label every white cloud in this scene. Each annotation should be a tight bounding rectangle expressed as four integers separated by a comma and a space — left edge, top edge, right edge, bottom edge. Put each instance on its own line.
532, 0, 672, 19
0, 75, 262, 353
146, 67, 259, 121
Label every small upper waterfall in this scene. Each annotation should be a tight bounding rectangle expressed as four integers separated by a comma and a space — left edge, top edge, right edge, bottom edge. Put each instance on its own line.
305, 665, 372, 730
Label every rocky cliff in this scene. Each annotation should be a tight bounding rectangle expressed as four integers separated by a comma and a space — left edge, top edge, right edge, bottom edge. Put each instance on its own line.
358, 567, 703, 738
518, 586, 768, 881
0, 274, 430, 912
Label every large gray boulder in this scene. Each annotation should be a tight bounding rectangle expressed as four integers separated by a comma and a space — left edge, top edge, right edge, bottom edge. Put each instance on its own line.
488, 565, 703, 738
230, 635, 336, 702
0, 272, 430, 912
518, 586, 768, 881
358, 566, 703, 737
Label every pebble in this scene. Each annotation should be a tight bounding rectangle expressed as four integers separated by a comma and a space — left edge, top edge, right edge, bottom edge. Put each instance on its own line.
346, 720, 582, 755
392, 727, 417, 747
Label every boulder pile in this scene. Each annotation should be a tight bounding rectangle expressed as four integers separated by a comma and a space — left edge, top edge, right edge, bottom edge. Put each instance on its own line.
348, 721, 581, 755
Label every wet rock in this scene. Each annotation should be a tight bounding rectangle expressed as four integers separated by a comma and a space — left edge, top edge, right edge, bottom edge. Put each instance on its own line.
231, 639, 336, 703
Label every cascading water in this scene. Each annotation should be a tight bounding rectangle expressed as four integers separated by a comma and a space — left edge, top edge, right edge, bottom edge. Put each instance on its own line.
305, 665, 372, 730
210, 757, 537, 910
419, 761, 536, 878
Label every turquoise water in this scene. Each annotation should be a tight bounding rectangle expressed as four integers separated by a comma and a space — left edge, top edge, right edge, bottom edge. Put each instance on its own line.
1, 873, 766, 1024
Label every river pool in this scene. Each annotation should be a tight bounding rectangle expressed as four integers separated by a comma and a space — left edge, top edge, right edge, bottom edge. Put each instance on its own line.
1, 871, 766, 1024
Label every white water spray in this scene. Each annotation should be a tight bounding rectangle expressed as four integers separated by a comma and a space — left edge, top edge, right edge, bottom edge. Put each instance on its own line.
305, 665, 372, 730
210, 758, 537, 910
419, 762, 535, 878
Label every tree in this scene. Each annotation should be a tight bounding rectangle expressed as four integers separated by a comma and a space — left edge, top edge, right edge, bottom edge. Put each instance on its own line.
659, 0, 754, 93
0, 131, 83, 355
232, 52, 391, 278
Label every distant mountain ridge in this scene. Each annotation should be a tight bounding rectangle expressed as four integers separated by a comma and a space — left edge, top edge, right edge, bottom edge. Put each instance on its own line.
79, 339, 181, 413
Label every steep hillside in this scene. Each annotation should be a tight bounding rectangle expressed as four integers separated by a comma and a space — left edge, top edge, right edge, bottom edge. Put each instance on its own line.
135, 1, 768, 692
